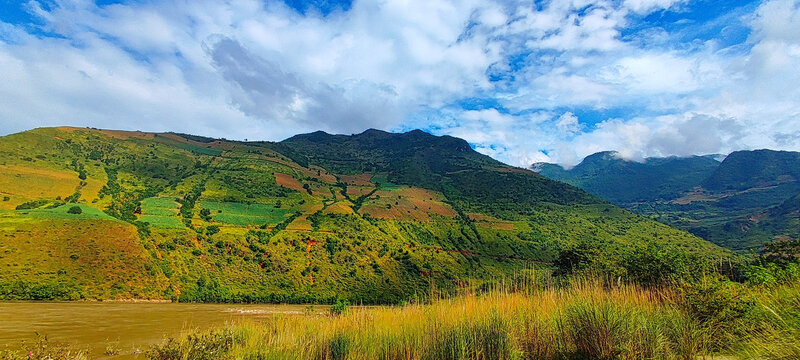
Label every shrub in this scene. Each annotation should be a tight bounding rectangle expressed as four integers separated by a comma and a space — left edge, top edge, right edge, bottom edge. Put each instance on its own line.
200, 208, 212, 221
147, 329, 238, 360
681, 276, 756, 350
67, 206, 83, 214
330, 298, 350, 316
682, 277, 755, 326
15, 199, 49, 210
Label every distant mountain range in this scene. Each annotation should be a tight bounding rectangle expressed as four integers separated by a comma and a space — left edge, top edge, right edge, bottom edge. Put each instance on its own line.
0, 127, 723, 302
533, 150, 800, 250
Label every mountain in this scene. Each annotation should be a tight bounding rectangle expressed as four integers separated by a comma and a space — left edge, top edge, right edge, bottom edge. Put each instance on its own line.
533, 150, 800, 250
702, 150, 800, 191
534, 151, 720, 203
0, 127, 723, 302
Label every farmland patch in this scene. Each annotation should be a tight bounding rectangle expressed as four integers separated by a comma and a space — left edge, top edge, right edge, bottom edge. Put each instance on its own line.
274, 173, 304, 192
199, 201, 289, 227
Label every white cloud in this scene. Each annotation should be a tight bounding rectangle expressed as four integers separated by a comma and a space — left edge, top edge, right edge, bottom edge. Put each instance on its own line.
0, 0, 798, 168
556, 112, 583, 136
623, 0, 685, 15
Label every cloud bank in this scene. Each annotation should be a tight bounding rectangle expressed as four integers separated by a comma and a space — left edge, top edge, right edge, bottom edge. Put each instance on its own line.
0, 0, 798, 166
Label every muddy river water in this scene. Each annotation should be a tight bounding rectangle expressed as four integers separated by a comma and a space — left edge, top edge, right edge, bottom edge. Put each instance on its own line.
0, 302, 312, 359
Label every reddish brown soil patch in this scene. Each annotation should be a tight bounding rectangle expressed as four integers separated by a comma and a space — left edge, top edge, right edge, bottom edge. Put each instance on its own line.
358, 187, 457, 220
347, 186, 374, 197
274, 173, 304, 192
97, 129, 154, 140
339, 173, 374, 187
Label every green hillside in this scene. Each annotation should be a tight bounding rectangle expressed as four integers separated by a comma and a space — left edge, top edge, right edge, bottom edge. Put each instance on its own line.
702, 150, 800, 191
534, 151, 720, 203
534, 150, 800, 250
0, 127, 726, 303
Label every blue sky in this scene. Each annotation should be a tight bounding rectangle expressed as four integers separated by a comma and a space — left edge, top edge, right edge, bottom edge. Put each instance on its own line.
1, 0, 799, 166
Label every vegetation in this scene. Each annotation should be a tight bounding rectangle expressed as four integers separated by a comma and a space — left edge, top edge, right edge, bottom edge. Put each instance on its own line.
0, 334, 87, 360
535, 149, 800, 250
0, 127, 798, 359
146, 265, 800, 360
0, 127, 731, 302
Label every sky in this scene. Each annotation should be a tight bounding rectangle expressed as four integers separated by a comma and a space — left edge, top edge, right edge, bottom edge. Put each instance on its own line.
0, 0, 798, 167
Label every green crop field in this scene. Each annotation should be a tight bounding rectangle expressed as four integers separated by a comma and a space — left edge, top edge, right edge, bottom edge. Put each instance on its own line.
199, 201, 289, 226
140, 197, 180, 216
2, 203, 119, 222
138, 197, 184, 229
370, 173, 400, 190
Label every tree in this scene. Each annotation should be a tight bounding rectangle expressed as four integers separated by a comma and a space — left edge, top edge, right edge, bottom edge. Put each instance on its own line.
763, 238, 800, 265
200, 208, 212, 221
67, 206, 82, 215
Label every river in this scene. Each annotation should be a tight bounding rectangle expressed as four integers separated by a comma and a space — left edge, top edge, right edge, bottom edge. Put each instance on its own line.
0, 302, 313, 359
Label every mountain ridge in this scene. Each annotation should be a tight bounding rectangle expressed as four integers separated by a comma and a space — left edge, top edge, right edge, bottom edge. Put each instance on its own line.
533, 149, 800, 250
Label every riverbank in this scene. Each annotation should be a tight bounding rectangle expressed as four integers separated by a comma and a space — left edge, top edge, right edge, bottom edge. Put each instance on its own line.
0, 302, 314, 359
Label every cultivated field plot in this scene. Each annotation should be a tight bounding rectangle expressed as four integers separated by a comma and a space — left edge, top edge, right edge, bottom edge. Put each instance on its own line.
199, 201, 289, 226
322, 201, 354, 215
274, 172, 304, 192
139, 197, 184, 229
370, 173, 400, 190
339, 173, 374, 186
1, 204, 119, 222
360, 187, 457, 221
0, 164, 80, 210
346, 186, 374, 197
468, 212, 515, 230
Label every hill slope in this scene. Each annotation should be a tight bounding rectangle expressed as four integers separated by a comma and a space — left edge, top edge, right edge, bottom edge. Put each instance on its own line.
0, 127, 724, 302
534, 151, 720, 203
533, 150, 800, 250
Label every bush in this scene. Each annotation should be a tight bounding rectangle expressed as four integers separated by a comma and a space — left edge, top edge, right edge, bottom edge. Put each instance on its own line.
682, 277, 755, 326
147, 329, 239, 360
67, 206, 83, 214
681, 276, 757, 350
200, 208, 212, 221
15, 199, 49, 210
330, 298, 350, 316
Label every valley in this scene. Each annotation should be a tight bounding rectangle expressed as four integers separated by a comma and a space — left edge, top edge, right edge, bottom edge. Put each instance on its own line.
534, 150, 800, 250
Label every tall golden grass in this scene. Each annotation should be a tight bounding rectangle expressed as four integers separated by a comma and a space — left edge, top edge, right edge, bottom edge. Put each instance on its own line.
145, 277, 800, 360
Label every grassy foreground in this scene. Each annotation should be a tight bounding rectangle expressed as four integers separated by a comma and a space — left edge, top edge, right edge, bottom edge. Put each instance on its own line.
139, 277, 799, 360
